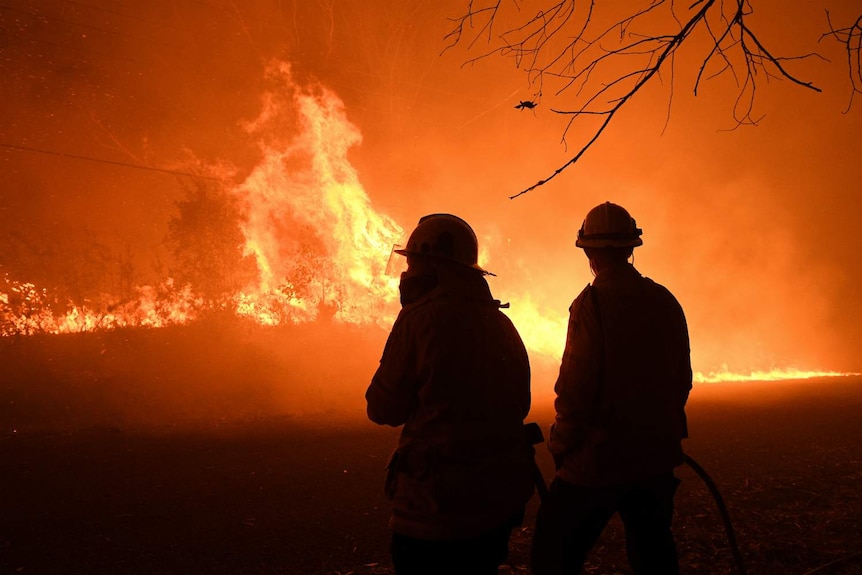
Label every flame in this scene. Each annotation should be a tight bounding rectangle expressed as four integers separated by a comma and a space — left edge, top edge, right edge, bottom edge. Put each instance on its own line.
1, 62, 402, 336
502, 303, 860, 383
231, 62, 402, 328
1, 276, 202, 336
694, 366, 860, 383
0, 61, 856, 383
501, 294, 568, 360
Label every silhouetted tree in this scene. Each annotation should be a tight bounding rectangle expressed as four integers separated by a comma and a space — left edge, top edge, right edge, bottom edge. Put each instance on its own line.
444, 1, 862, 197
164, 180, 258, 305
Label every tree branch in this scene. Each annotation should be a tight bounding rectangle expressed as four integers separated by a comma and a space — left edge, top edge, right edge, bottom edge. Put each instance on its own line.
445, 0, 831, 198
510, 0, 712, 198
822, 10, 862, 112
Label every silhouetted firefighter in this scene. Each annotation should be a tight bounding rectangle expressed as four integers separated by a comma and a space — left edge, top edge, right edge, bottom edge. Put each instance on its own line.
531, 202, 693, 575
366, 214, 536, 575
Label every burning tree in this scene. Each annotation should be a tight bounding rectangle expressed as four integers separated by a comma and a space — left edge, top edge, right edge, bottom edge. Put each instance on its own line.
444, 0, 862, 198
164, 179, 258, 307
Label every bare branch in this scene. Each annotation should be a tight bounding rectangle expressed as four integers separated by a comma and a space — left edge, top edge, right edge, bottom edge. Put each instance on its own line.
822, 10, 862, 112
445, 0, 830, 198
739, 22, 823, 92
510, 0, 714, 198
441, 1, 504, 54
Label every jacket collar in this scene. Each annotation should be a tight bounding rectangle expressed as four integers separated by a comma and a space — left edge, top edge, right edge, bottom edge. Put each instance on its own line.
592, 262, 641, 286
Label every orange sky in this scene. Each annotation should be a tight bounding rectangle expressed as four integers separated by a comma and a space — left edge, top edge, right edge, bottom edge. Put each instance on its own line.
1, 0, 861, 378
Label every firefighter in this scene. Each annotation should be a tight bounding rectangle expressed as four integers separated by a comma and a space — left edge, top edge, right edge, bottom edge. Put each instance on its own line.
531, 202, 693, 575
366, 213, 535, 575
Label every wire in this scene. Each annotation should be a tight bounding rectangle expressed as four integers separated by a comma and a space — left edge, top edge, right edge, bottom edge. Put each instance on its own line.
0, 142, 227, 181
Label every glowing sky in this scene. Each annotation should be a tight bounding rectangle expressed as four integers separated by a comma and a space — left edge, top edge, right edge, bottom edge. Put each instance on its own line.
1, 0, 861, 376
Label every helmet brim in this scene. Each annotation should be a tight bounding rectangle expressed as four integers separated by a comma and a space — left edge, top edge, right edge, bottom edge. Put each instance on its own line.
394, 248, 491, 275
575, 237, 643, 249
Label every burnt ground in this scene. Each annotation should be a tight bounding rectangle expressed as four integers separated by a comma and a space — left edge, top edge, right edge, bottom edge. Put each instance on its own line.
1, 327, 861, 574
1, 380, 860, 575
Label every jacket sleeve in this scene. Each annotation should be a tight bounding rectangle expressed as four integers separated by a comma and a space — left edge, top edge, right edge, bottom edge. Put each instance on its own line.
548, 286, 603, 459
365, 312, 419, 426
675, 298, 693, 438
500, 311, 532, 421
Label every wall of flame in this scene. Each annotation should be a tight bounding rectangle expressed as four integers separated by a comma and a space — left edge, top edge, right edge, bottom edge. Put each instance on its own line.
1, 0, 861, 386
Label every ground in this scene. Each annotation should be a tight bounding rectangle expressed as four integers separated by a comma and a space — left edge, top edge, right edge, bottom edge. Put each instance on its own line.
1, 327, 860, 574
1, 377, 860, 574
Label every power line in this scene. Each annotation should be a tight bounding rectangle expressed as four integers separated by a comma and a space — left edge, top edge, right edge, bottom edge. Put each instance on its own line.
0, 3, 181, 50
1, 143, 228, 181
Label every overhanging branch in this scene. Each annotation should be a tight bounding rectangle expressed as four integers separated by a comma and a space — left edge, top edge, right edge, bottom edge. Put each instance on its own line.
444, 0, 839, 198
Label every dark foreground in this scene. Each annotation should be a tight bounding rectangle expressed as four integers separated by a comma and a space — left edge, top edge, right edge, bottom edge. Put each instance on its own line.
2, 378, 861, 575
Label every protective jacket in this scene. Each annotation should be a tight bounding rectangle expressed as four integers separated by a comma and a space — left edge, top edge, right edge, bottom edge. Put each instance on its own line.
549, 262, 692, 486
366, 271, 534, 540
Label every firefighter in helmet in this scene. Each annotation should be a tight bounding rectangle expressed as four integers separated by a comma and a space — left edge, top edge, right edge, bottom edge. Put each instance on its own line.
366, 213, 535, 575
531, 202, 692, 575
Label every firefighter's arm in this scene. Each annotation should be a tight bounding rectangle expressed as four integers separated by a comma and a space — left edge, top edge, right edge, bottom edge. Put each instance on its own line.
502, 312, 533, 420
365, 315, 418, 426
676, 302, 693, 438
548, 287, 602, 464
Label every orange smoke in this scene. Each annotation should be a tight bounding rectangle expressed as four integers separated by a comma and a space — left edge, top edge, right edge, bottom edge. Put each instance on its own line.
1, 63, 403, 336
0, 61, 857, 385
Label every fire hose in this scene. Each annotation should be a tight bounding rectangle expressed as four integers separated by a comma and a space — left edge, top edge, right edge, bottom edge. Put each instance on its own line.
674, 456, 859, 575
526, 427, 862, 574
524, 423, 748, 575
670, 457, 856, 574
682, 453, 748, 575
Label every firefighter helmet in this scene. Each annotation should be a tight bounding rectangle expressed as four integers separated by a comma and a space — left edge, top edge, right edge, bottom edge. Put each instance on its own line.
575, 201, 643, 248
394, 213, 488, 274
